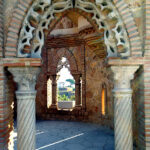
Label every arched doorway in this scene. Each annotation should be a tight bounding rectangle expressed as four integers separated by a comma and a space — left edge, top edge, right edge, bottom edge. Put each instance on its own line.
6, 1, 140, 150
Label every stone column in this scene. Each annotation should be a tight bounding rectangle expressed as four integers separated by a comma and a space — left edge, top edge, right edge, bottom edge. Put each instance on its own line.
8, 67, 40, 150
111, 66, 139, 150
50, 75, 59, 109
74, 74, 81, 108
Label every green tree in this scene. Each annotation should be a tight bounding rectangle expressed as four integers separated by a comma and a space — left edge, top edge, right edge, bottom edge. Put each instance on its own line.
58, 94, 69, 101
70, 95, 75, 101
66, 79, 75, 87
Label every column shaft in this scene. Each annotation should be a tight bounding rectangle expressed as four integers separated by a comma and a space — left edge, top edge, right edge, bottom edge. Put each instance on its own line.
113, 90, 133, 150
74, 74, 81, 107
111, 66, 139, 150
8, 67, 40, 150
75, 82, 80, 106
50, 75, 58, 108
17, 92, 36, 150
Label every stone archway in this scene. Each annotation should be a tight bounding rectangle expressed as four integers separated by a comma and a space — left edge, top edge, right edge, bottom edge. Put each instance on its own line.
5, 1, 142, 150
4, 0, 142, 58
17, 0, 130, 58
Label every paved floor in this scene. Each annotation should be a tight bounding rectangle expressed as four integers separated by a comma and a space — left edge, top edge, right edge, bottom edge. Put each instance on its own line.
14, 121, 114, 150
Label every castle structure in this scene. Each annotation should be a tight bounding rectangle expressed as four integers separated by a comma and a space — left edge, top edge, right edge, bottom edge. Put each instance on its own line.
0, 0, 149, 150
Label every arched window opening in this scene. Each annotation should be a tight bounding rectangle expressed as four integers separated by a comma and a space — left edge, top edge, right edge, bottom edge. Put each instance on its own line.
101, 84, 107, 116
57, 57, 75, 110
47, 78, 52, 108
80, 77, 83, 105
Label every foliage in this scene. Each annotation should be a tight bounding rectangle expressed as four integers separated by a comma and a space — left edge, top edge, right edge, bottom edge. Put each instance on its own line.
66, 79, 75, 86
58, 94, 69, 101
58, 94, 75, 101
70, 95, 75, 101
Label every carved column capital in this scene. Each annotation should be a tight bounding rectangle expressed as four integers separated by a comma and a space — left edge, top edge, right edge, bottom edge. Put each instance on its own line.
73, 74, 81, 83
8, 67, 41, 92
111, 66, 139, 92
49, 75, 60, 84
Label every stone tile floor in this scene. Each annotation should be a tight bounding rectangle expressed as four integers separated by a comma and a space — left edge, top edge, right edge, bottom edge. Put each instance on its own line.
14, 121, 114, 150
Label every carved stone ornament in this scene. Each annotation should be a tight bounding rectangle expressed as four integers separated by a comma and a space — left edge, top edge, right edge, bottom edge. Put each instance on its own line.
18, 0, 130, 58
8, 67, 41, 92
111, 66, 139, 91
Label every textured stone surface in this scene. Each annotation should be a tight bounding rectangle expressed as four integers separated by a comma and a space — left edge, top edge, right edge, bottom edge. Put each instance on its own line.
85, 46, 113, 125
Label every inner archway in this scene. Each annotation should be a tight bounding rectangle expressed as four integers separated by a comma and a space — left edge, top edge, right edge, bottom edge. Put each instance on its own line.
34, 9, 113, 123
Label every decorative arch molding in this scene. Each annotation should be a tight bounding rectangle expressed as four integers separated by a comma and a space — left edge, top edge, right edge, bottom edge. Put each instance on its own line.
4, 0, 142, 58
48, 48, 79, 75
113, 0, 142, 56
17, 0, 130, 58
55, 49, 78, 74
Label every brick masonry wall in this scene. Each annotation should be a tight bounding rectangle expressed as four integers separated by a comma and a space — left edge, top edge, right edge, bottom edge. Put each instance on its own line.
5, 0, 33, 57
0, 3, 5, 148
145, 0, 150, 57
144, 0, 150, 149
143, 59, 150, 149
0, 0, 4, 58
4, 0, 17, 50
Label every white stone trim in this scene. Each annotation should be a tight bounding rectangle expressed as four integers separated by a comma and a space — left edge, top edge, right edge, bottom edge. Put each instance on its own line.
17, 0, 130, 58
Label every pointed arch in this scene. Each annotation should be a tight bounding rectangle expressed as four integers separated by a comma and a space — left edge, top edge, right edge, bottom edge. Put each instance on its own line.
48, 48, 78, 75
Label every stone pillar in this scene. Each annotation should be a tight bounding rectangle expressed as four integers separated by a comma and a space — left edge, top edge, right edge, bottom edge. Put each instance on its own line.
8, 67, 40, 150
111, 66, 139, 150
50, 75, 59, 109
74, 74, 81, 108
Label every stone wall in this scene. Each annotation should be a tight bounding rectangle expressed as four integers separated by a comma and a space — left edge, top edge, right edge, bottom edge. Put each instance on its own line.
132, 66, 144, 148
85, 46, 113, 126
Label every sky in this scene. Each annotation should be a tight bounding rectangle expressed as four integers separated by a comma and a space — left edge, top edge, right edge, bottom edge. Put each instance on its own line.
57, 67, 74, 83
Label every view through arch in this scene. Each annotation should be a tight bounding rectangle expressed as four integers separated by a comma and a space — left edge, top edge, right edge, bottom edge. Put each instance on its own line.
0, 0, 144, 150
57, 57, 75, 110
